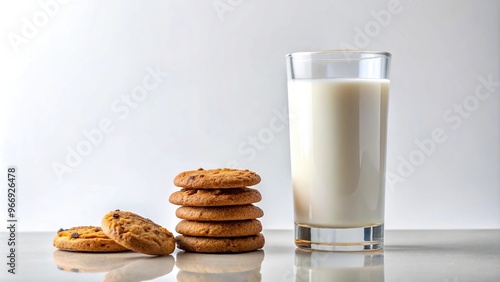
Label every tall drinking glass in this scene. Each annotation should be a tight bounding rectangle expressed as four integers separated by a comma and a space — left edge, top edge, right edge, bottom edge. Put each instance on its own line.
286, 51, 391, 251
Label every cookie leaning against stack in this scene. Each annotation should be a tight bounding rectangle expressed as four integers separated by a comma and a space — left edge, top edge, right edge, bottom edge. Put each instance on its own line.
169, 168, 265, 253
101, 210, 176, 256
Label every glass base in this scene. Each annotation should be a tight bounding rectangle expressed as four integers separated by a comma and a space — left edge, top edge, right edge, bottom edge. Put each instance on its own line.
295, 223, 384, 252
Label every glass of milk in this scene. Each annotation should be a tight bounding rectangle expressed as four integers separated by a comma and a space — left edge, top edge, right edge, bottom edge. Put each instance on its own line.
286, 51, 391, 251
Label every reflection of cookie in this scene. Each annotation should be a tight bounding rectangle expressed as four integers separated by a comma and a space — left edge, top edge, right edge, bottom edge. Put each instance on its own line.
176, 250, 264, 273
53, 250, 136, 273
174, 168, 261, 188
176, 205, 264, 221
53, 226, 128, 252
176, 219, 262, 237
103, 255, 175, 282
101, 210, 175, 255
176, 234, 265, 253
177, 270, 262, 282
169, 188, 261, 207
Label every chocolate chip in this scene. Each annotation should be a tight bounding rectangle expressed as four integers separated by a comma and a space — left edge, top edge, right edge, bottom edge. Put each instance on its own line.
71, 232, 79, 238
113, 213, 119, 219
186, 189, 198, 195
115, 209, 120, 211
71, 268, 79, 273
57, 228, 64, 233
188, 176, 196, 182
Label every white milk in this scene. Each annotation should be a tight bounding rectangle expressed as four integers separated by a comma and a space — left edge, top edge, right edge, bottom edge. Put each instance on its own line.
288, 78, 389, 228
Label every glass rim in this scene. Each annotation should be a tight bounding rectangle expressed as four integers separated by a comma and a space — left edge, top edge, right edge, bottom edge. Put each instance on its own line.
286, 50, 391, 58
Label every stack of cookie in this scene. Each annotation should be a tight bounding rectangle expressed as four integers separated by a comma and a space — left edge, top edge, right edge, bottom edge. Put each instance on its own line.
169, 168, 265, 253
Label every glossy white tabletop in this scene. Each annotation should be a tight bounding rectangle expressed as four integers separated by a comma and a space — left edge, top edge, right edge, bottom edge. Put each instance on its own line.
1, 230, 499, 281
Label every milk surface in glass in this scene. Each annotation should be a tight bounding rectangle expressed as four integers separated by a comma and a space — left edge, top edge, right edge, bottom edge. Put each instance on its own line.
288, 78, 389, 228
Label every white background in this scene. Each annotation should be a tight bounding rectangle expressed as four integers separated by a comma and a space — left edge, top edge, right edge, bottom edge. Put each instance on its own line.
0, 0, 498, 232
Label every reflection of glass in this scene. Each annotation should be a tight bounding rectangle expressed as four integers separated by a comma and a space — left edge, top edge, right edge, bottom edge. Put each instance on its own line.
294, 249, 384, 282
52, 250, 175, 281
176, 251, 264, 282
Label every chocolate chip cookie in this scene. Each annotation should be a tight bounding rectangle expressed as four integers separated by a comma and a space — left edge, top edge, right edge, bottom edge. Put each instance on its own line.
175, 219, 262, 237
176, 234, 265, 253
174, 168, 261, 188
53, 226, 128, 253
101, 210, 175, 256
169, 188, 261, 207
176, 205, 264, 221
